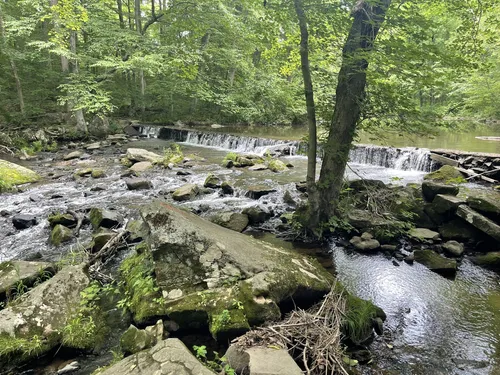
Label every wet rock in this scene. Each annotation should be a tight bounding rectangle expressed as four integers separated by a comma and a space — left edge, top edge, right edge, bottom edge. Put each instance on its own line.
48, 212, 77, 228
221, 181, 234, 195
245, 185, 276, 199
12, 214, 37, 230
409, 228, 440, 241
443, 240, 464, 257
210, 212, 249, 232
456, 205, 500, 242
120, 169, 137, 178
242, 207, 272, 225
91, 169, 106, 179
392, 260, 400, 267
404, 253, 415, 264
222, 159, 234, 168
63, 151, 83, 161
226, 346, 302, 375
57, 361, 80, 375
432, 194, 466, 215
129, 161, 152, 173
74, 168, 93, 177
0, 266, 90, 367
99, 339, 214, 375
172, 183, 199, 201
349, 179, 386, 192
235, 156, 255, 167
470, 252, 500, 272
0, 210, 11, 217
267, 159, 288, 172
90, 185, 106, 192
204, 173, 221, 188
120, 325, 155, 355
381, 244, 397, 252
421, 181, 459, 202
423, 165, 463, 183
0, 261, 55, 301
90, 230, 115, 252
126, 219, 149, 243
466, 190, 500, 219
283, 190, 297, 206
295, 181, 307, 193
126, 148, 163, 163
350, 233, 380, 252
0, 159, 40, 187
414, 250, 457, 277
248, 164, 268, 171
50, 224, 73, 246
89, 208, 123, 229
438, 218, 482, 241
85, 142, 101, 150
120, 157, 134, 168
107, 134, 128, 141
176, 170, 191, 176
125, 178, 152, 190
372, 317, 384, 335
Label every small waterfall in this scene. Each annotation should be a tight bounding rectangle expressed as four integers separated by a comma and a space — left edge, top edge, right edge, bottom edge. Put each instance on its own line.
136, 126, 433, 172
349, 144, 434, 171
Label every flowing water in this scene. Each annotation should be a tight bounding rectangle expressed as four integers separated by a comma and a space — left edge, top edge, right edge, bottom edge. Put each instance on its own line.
1, 126, 499, 374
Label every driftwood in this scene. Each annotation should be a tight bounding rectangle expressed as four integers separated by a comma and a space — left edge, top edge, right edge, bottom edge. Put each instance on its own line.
67, 210, 84, 237
87, 230, 127, 267
456, 167, 498, 183
430, 152, 459, 167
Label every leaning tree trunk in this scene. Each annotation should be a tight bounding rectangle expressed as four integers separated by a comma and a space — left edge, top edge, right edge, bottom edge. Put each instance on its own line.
69, 31, 87, 133
309, 0, 392, 230
293, 0, 317, 193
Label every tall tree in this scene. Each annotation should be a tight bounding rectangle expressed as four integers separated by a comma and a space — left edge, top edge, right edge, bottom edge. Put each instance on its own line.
308, 0, 392, 230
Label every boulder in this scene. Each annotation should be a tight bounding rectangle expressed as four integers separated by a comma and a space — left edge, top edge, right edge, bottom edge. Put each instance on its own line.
126, 220, 149, 243
225, 346, 302, 375
50, 224, 73, 246
456, 205, 500, 242
125, 178, 152, 190
0, 266, 90, 367
172, 184, 199, 201
414, 250, 457, 277
63, 151, 83, 161
91, 169, 106, 179
0, 159, 40, 187
466, 190, 500, 219
470, 252, 500, 272
129, 161, 153, 173
99, 339, 214, 375
89, 208, 123, 229
295, 181, 307, 193
140, 202, 335, 341
408, 228, 440, 241
267, 159, 288, 173
90, 230, 115, 252
245, 185, 277, 199
421, 181, 459, 202
120, 325, 156, 355
85, 142, 101, 150
221, 182, 234, 195
442, 240, 464, 257
423, 165, 463, 183
242, 207, 272, 225
48, 212, 77, 228
126, 148, 163, 163
204, 174, 221, 188
248, 164, 268, 171
348, 179, 386, 192
438, 219, 482, 242
210, 212, 249, 232
236, 157, 255, 167
0, 261, 55, 301
432, 194, 466, 215
12, 214, 37, 230
349, 233, 380, 252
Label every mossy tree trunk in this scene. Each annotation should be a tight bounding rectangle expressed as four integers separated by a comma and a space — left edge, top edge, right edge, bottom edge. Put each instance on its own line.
308, 0, 392, 230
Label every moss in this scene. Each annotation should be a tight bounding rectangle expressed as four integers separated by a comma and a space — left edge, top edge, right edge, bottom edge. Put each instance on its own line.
424, 165, 463, 184
48, 213, 76, 228
118, 252, 165, 323
50, 224, 73, 246
222, 152, 239, 164
209, 308, 250, 341
91, 169, 106, 179
0, 160, 40, 191
162, 144, 184, 165
120, 157, 133, 167
342, 292, 381, 344
267, 159, 288, 172
0, 333, 50, 366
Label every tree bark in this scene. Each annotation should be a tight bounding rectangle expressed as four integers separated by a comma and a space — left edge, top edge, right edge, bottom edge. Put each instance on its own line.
293, 0, 317, 193
134, 0, 142, 32
117, 0, 125, 29
310, 0, 392, 229
69, 31, 88, 133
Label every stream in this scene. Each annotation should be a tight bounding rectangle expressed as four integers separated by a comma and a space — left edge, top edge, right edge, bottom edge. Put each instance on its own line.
1, 127, 499, 375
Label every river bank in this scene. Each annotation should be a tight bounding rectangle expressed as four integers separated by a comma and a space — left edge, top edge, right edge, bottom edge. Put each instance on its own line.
0, 128, 499, 375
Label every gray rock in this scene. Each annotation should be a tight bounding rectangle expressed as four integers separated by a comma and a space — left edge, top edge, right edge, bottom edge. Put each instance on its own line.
248, 164, 268, 171
0, 266, 90, 367
129, 161, 153, 173
443, 240, 464, 257
438, 218, 482, 241
48, 212, 77, 228
421, 181, 459, 202
409, 228, 440, 241
456, 205, 500, 242
466, 190, 500, 218
63, 151, 83, 161
221, 181, 234, 195
283, 190, 297, 206
89, 208, 123, 229
126, 148, 163, 163
172, 184, 199, 201
90, 230, 115, 252
242, 207, 272, 225
50, 224, 73, 246
245, 185, 276, 199
381, 244, 397, 252
350, 235, 380, 252
204, 174, 221, 188
414, 250, 457, 277
432, 194, 466, 214
57, 361, 80, 374
226, 346, 303, 375
120, 325, 156, 355
210, 212, 249, 232
0, 260, 54, 300
404, 253, 415, 264
295, 181, 307, 193
85, 142, 101, 150
12, 214, 37, 230
100, 339, 214, 375
125, 178, 152, 190
470, 252, 500, 272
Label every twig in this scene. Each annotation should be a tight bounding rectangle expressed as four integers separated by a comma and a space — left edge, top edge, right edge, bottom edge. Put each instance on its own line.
67, 210, 83, 237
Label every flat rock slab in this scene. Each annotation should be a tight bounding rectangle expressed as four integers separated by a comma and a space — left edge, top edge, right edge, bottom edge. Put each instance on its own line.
0, 261, 54, 299
130, 161, 153, 173
432, 194, 466, 214
248, 348, 303, 375
456, 205, 500, 242
126, 148, 163, 163
100, 338, 214, 375
0, 159, 40, 186
466, 190, 500, 218
414, 250, 457, 278
409, 228, 440, 241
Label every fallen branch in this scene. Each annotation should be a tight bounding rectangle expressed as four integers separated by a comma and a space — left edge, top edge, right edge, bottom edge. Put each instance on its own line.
67, 210, 84, 237
86, 230, 127, 267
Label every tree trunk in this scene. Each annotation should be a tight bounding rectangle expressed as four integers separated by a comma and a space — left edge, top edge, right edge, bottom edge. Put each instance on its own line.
293, 0, 317, 192
69, 31, 87, 133
117, 0, 125, 29
0, 10, 25, 117
134, 0, 142, 32
310, 0, 392, 229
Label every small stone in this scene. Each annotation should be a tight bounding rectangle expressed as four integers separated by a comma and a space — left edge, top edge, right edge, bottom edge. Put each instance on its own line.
248, 164, 268, 171
89, 208, 122, 229
57, 361, 80, 375
120, 325, 155, 355
85, 142, 101, 150
172, 184, 199, 201
204, 173, 221, 188
91, 169, 106, 179
381, 244, 397, 252
392, 260, 400, 267
442, 240, 464, 257
125, 178, 152, 190
29, 194, 42, 202
63, 151, 83, 161
50, 224, 73, 246
176, 170, 191, 176
350, 235, 380, 251
409, 228, 440, 241
221, 181, 234, 195
404, 253, 415, 264
245, 185, 276, 199
12, 214, 37, 230
361, 232, 373, 240
0, 210, 11, 217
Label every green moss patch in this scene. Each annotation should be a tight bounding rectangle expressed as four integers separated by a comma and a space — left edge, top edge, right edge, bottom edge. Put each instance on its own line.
0, 160, 40, 191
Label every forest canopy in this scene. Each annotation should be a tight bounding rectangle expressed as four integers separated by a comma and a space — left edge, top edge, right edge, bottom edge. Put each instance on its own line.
0, 0, 498, 131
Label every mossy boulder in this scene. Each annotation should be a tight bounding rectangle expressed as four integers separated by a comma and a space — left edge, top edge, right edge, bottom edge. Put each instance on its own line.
470, 252, 500, 272
89, 208, 123, 229
421, 181, 459, 202
49, 224, 73, 246
204, 174, 221, 188
0, 266, 89, 368
466, 190, 500, 220
172, 184, 199, 202
414, 250, 457, 278
210, 212, 249, 232
91, 169, 106, 179
423, 165, 463, 183
0, 159, 40, 191
120, 325, 155, 355
48, 212, 77, 228
267, 159, 288, 173
0, 261, 55, 302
